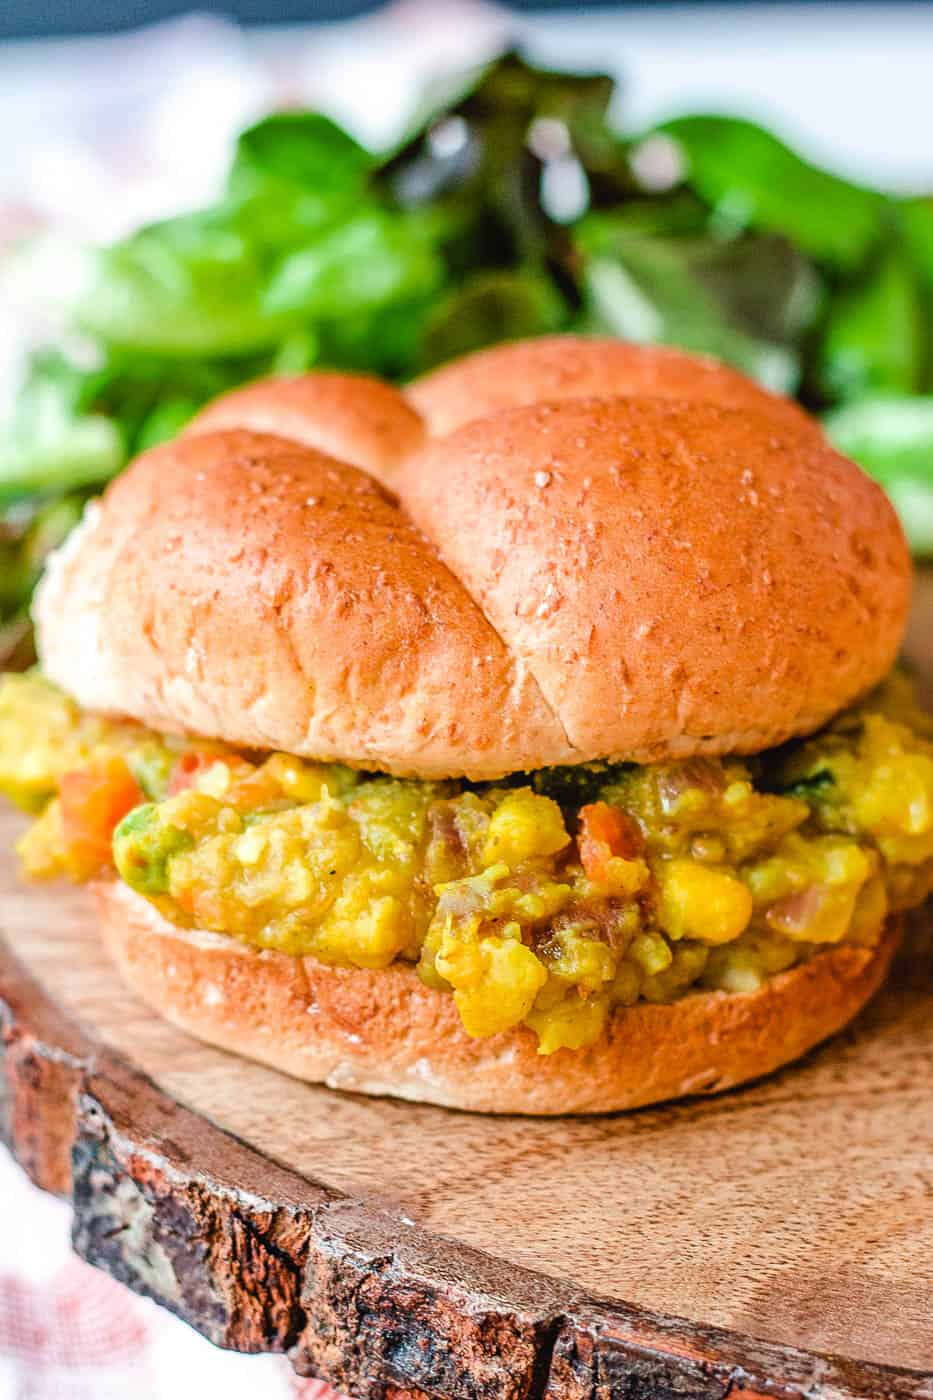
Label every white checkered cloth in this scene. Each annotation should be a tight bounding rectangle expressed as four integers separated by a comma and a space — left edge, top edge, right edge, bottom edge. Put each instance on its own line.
0, 1151, 342, 1400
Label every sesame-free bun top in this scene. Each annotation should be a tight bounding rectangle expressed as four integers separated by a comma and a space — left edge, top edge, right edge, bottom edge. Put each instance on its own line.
35, 342, 910, 779
188, 370, 425, 485
407, 334, 812, 436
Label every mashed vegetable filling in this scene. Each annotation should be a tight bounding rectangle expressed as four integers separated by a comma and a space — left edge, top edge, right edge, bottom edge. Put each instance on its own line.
3, 671, 932, 1054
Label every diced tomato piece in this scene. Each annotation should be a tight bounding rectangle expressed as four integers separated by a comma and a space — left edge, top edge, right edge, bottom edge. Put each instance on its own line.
578, 801, 643, 882
168, 750, 222, 796
59, 756, 145, 874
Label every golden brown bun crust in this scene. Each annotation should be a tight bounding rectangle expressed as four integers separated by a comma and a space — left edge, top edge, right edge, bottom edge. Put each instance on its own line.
407, 335, 812, 437
394, 397, 910, 762
36, 343, 910, 776
34, 430, 566, 778
93, 881, 899, 1116
187, 372, 425, 485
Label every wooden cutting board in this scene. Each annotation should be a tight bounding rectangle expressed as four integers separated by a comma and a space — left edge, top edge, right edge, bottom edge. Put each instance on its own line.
3, 578, 933, 1399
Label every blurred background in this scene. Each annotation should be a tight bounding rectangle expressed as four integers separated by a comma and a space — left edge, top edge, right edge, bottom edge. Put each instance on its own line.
2, 0, 933, 667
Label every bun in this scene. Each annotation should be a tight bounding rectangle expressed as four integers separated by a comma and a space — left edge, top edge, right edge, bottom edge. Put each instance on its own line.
36, 374, 909, 776
407, 335, 813, 437
93, 881, 900, 1116
393, 397, 910, 765
34, 429, 566, 778
187, 371, 424, 485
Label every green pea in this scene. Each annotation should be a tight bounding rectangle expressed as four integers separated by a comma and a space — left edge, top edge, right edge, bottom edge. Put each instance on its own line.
113, 804, 193, 895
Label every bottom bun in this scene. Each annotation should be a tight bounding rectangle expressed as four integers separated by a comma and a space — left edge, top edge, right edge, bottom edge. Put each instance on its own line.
93, 881, 900, 1116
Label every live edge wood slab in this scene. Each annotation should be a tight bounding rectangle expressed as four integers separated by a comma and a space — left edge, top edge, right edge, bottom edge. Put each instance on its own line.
4, 578, 933, 1398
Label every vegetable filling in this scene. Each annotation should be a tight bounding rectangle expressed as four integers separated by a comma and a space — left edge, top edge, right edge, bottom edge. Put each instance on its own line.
2, 670, 931, 1054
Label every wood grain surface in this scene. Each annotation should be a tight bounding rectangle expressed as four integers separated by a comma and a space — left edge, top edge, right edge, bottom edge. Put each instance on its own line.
3, 577, 933, 1397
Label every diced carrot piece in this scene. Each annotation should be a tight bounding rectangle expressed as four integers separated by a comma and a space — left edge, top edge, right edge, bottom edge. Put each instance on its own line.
578, 801, 643, 882
59, 757, 144, 874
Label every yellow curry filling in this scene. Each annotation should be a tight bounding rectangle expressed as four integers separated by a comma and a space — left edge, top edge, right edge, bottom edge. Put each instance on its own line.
3, 670, 933, 1054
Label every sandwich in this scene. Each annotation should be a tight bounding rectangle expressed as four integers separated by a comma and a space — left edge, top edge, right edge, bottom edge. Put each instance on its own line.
0, 336, 924, 1115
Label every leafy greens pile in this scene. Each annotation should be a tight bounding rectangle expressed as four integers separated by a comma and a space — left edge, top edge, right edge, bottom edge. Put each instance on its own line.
4, 52, 933, 662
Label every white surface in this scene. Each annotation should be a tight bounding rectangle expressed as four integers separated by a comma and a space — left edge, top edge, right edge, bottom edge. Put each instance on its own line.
0, 2, 932, 194
526, 2, 933, 188
0, 1151, 306, 1400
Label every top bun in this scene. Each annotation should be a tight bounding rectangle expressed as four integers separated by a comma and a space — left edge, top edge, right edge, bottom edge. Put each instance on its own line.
187, 370, 425, 486
35, 341, 910, 779
408, 334, 812, 436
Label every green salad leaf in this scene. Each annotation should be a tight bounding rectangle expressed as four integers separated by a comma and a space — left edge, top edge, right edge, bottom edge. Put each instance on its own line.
576, 217, 801, 392
0, 351, 124, 505
818, 247, 924, 401
263, 207, 444, 319
825, 397, 933, 552
418, 269, 569, 368
230, 111, 372, 195
898, 197, 933, 293
76, 199, 304, 356
381, 49, 626, 271
76, 105, 443, 362
658, 115, 885, 271
686, 232, 822, 347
